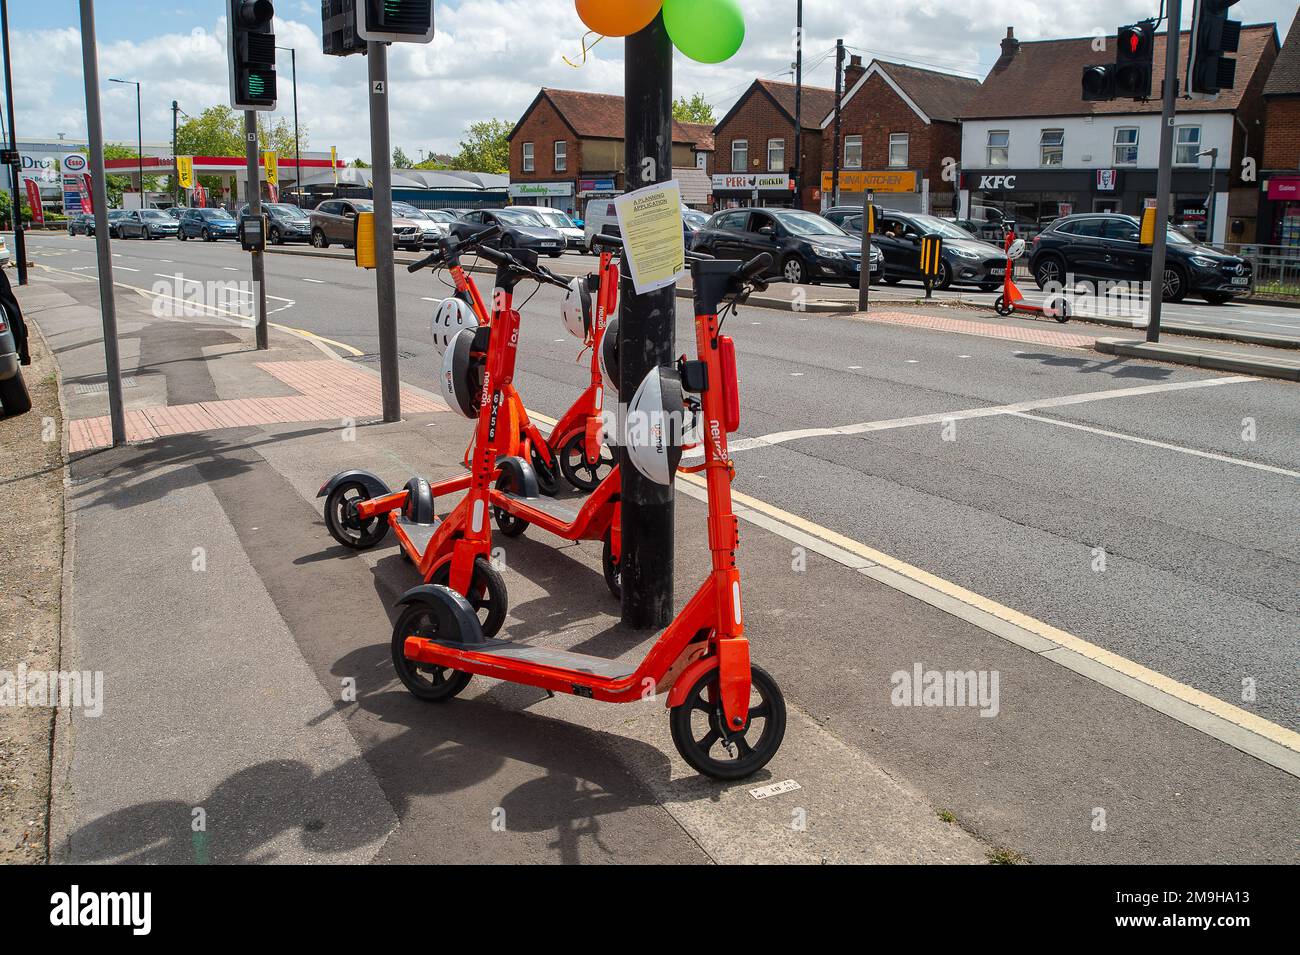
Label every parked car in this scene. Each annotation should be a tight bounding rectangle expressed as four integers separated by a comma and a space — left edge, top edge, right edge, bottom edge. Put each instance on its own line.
452, 207, 567, 257
0, 298, 30, 416
178, 207, 240, 241
870, 212, 1008, 291
308, 198, 426, 251
946, 217, 1010, 245
0, 235, 8, 266
391, 201, 450, 248
237, 202, 312, 244
117, 208, 179, 240
67, 212, 95, 236
106, 209, 132, 238
691, 207, 881, 287
1028, 213, 1254, 304
516, 206, 585, 252
163, 207, 186, 222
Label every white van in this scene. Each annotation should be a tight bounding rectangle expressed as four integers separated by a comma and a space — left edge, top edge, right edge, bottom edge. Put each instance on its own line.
582, 198, 622, 252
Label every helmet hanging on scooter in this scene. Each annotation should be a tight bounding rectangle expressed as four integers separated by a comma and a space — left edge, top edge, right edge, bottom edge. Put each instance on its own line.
562, 275, 593, 342
440, 328, 482, 419
599, 316, 620, 397
431, 296, 478, 356
625, 364, 685, 486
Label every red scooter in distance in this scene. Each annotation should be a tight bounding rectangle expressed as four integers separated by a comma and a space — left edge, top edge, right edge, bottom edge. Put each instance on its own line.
318, 232, 571, 638
392, 252, 788, 781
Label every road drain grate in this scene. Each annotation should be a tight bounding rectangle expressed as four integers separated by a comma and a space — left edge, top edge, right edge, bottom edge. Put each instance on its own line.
347, 351, 416, 363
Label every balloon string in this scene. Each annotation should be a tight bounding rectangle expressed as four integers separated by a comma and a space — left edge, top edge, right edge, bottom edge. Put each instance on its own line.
563, 32, 604, 68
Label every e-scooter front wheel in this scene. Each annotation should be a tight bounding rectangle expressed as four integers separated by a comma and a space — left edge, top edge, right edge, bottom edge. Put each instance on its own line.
391, 598, 473, 702
559, 432, 616, 493
670, 663, 786, 780
601, 529, 621, 600
431, 557, 508, 639
324, 480, 390, 549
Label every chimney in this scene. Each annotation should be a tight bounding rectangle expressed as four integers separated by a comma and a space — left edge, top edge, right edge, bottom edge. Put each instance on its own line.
844, 54, 866, 90
993, 27, 1020, 72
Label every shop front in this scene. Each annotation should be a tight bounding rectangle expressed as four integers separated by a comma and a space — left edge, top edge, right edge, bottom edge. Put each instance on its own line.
1260, 175, 1300, 250
577, 176, 620, 221
712, 173, 794, 210
961, 167, 1227, 241
508, 180, 576, 213
819, 169, 924, 213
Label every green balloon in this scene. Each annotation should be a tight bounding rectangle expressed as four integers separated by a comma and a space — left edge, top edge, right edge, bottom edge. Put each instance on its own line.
663, 0, 745, 64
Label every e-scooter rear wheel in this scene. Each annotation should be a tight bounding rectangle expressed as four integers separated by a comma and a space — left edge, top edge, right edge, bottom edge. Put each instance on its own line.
324, 480, 390, 549
559, 432, 616, 493
530, 443, 560, 497
391, 599, 473, 702
431, 557, 508, 639
492, 472, 529, 538
670, 663, 786, 780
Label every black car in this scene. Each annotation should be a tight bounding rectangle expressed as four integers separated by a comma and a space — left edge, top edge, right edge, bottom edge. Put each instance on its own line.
691, 208, 881, 287
873, 212, 1008, 291
106, 209, 132, 238
1028, 213, 1253, 304
117, 208, 179, 239
237, 202, 312, 244
451, 208, 567, 257
66, 212, 94, 236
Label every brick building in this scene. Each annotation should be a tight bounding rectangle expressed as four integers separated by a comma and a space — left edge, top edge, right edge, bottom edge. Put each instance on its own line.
506, 88, 713, 216
712, 79, 837, 211
1260, 10, 1300, 249
819, 55, 979, 215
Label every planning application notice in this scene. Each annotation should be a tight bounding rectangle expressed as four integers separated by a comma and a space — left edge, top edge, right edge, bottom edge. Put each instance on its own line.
614, 180, 687, 294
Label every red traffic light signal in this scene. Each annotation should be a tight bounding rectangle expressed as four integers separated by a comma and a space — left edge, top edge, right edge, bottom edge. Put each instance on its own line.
1115, 21, 1155, 100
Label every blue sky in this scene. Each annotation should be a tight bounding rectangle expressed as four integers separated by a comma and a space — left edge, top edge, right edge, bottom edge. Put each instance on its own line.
5, 1, 1296, 164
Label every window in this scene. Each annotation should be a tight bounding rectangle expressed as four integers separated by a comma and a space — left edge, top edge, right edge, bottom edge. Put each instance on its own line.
986, 130, 1009, 167
767, 138, 785, 172
522, 142, 534, 172
844, 135, 863, 169
715, 211, 747, 230
731, 139, 748, 171
1113, 127, 1139, 165
1039, 129, 1064, 167
554, 140, 567, 172
888, 133, 909, 167
1174, 126, 1201, 165
1062, 218, 1107, 237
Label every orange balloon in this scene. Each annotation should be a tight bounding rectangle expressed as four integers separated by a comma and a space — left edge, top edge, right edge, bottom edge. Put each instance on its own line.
576, 0, 663, 38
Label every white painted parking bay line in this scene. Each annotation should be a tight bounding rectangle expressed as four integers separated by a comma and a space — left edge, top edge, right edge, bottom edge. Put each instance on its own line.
718, 374, 1259, 455
1012, 412, 1300, 478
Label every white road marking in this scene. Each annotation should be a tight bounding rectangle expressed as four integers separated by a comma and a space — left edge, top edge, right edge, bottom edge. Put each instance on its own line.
113, 266, 139, 272
303, 278, 324, 283
1011, 412, 1300, 478
223, 266, 240, 271
847, 365, 862, 369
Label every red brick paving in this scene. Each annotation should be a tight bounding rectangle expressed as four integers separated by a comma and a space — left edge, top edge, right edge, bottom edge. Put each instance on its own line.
864, 311, 1097, 349
68, 360, 447, 453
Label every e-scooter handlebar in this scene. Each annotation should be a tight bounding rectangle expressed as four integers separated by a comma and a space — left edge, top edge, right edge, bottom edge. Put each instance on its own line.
740, 253, 773, 285
590, 233, 624, 252
475, 243, 572, 291
406, 224, 503, 273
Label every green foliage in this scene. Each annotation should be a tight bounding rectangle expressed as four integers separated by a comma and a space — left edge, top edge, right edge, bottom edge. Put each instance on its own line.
673, 93, 716, 125
449, 119, 511, 174
392, 147, 413, 169
352, 157, 370, 169
174, 105, 305, 158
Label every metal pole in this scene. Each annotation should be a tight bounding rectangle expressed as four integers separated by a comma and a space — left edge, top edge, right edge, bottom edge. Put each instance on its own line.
135, 82, 142, 199
1205, 148, 1217, 245
1146, 0, 1180, 344
367, 41, 399, 422
291, 48, 300, 201
620, 13, 675, 629
857, 191, 872, 311
792, 0, 802, 210
171, 99, 178, 206
244, 110, 268, 349
1, 0, 28, 285
831, 39, 844, 208
78, 0, 125, 445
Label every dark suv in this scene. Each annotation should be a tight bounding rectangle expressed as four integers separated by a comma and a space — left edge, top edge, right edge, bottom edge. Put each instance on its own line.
873, 212, 1008, 290
690, 207, 881, 286
1029, 213, 1253, 304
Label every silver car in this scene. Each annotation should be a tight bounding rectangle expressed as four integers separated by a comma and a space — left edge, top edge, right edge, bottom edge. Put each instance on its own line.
309, 198, 426, 251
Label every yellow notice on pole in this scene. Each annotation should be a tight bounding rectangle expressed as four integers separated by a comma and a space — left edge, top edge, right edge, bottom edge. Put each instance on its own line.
613, 179, 687, 295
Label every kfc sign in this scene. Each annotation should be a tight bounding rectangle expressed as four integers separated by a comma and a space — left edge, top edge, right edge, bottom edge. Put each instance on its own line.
1096, 169, 1118, 192
978, 175, 1017, 190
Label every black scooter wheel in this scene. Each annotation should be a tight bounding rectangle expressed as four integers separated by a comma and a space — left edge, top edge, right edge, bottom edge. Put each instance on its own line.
431, 557, 508, 639
492, 471, 529, 538
993, 295, 1013, 317
559, 431, 616, 493
324, 480, 390, 549
601, 529, 621, 600
530, 443, 560, 497
670, 663, 786, 781
391, 599, 473, 702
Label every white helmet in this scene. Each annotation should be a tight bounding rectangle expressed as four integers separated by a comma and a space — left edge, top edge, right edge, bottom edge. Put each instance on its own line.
440, 328, 482, 419
1006, 238, 1026, 260
562, 276, 593, 342
599, 316, 620, 397
431, 296, 478, 356
625, 365, 685, 486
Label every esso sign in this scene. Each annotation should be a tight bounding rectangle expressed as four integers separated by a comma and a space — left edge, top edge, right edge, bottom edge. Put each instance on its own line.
62, 154, 88, 173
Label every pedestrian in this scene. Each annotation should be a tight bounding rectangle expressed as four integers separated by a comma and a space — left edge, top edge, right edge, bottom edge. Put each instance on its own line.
0, 265, 30, 365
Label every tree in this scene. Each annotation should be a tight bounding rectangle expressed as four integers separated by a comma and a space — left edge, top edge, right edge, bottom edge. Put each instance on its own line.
673, 93, 716, 125
102, 142, 164, 207
352, 157, 370, 168
450, 119, 511, 174
392, 147, 413, 169
173, 105, 306, 199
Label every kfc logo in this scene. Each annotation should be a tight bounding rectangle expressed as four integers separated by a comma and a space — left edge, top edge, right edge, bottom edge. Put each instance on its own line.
978, 175, 1017, 190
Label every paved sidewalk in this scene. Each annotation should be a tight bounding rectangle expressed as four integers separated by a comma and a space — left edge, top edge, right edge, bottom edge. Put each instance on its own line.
1095, 336, 1300, 381
20, 271, 1300, 864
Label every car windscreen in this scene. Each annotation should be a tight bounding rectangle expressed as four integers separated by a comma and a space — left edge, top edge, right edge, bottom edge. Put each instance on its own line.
267, 203, 307, 219
495, 208, 545, 225
425, 210, 457, 223
683, 211, 708, 228
140, 210, 168, 219
392, 204, 427, 218
774, 211, 847, 237
202, 209, 235, 219
531, 209, 575, 228
906, 215, 975, 240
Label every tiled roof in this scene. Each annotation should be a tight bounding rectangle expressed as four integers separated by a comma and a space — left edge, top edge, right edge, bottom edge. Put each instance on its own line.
872, 61, 980, 123
754, 79, 838, 129
962, 24, 1279, 118
1264, 10, 1300, 96
677, 121, 715, 151
522, 88, 703, 143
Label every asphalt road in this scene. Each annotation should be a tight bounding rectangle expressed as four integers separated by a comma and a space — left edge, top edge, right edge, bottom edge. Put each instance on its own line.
23, 231, 1300, 733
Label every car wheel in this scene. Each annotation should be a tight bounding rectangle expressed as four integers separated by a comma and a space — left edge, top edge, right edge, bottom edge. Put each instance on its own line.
311, 228, 329, 248
979, 282, 1000, 292
201, 227, 212, 242
269, 226, 282, 245
1033, 254, 1065, 290
934, 259, 953, 290
882, 275, 902, 285
142, 227, 151, 240
178, 230, 187, 241
549, 250, 563, 258
781, 255, 808, 285
1161, 265, 1188, 303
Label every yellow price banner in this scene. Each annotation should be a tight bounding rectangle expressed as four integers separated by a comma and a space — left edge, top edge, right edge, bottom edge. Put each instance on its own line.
176, 156, 194, 190
263, 151, 279, 186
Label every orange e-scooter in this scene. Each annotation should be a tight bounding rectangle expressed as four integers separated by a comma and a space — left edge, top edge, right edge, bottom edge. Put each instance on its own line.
993, 232, 1070, 322
390, 252, 788, 781
318, 233, 571, 637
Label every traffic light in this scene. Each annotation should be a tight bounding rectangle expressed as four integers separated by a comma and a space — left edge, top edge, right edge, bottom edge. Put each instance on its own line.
227, 0, 277, 110
357, 0, 435, 43
1187, 0, 1242, 99
1082, 63, 1116, 101
322, 0, 367, 56
1114, 22, 1155, 99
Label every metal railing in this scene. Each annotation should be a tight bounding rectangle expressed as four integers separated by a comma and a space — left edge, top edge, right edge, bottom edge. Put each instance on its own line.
1220, 243, 1300, 298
